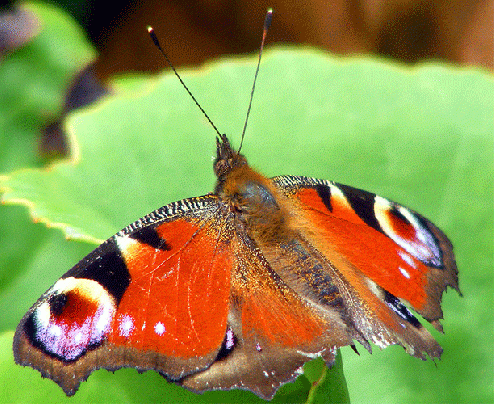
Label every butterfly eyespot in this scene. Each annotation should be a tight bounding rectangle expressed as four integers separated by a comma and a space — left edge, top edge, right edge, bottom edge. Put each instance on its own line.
20, 278, 117, 362
374, 196, 443, 267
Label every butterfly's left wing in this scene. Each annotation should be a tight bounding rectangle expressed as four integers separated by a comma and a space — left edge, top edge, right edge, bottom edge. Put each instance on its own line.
272, 175, 460, 359
13, 195, 234, 396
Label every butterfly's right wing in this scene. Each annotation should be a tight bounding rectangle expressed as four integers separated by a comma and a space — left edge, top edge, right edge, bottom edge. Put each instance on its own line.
270, 175, 459, 359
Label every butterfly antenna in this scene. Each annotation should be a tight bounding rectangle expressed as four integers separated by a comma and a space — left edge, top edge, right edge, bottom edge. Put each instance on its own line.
238, 8, 273, 153
147, 26, 222, 138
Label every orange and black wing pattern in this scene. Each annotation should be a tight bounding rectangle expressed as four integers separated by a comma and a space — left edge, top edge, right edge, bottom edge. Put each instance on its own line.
13, 196, 234, 395
272, 175, 460, 359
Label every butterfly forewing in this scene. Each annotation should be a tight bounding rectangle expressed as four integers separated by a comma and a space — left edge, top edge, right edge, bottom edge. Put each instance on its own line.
13, 195, 234, 395
271, 175, 459, 357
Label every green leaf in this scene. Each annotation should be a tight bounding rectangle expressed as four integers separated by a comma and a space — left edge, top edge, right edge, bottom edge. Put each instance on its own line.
305, 353, 350, 404
1, 47, 493, 403
0, 0, 96, 326
0, 1, 96, 172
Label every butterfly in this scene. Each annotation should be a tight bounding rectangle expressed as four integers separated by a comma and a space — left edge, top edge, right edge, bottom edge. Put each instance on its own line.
13, 10, 460, 401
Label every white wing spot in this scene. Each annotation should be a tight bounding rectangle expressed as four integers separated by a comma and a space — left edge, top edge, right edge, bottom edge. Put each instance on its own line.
225, 328, 235, 349
329, 184, 352, 209
115, 234, 137, 253
398, 250, 417, 269
399, 266, 411, 279
118, 314, 135, 337
154, 322, 166, 336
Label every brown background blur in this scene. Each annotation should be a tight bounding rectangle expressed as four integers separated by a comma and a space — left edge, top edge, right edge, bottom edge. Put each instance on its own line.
86, 0, 493, 78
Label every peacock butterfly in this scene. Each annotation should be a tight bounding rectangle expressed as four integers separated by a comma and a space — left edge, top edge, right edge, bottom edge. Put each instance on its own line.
13, 9, 460, 400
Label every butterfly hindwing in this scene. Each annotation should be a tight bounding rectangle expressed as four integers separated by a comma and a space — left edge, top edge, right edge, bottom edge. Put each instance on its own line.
183, 229, 352, 399
13, 195, 233, 396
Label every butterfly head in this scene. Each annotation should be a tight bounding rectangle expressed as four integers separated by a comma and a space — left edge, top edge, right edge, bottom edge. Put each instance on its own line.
214, 134, 248, 183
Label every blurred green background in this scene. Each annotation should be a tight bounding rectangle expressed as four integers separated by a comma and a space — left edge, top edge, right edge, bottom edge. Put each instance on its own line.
0, 1, 493, 403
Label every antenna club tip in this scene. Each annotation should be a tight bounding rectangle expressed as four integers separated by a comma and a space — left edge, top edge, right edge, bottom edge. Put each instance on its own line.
264, 8, 273, 29
147, 25, 154, 33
